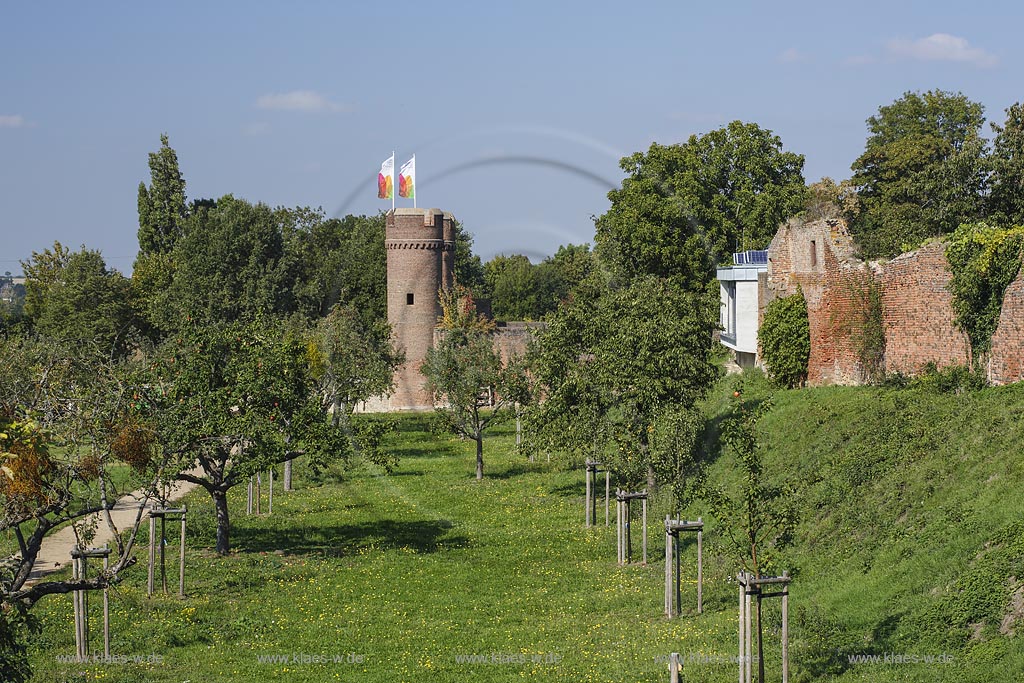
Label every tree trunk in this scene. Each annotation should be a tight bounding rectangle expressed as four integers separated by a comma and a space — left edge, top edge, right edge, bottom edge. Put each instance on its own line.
213, 488, 231, 555
475, 434, 484, 480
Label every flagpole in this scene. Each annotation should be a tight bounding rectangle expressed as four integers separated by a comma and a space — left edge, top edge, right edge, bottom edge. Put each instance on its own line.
392, 150, 395, 211
413, 154, 417, 209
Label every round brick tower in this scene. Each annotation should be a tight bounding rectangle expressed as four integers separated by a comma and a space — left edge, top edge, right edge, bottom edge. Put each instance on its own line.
386, 208, 455, 410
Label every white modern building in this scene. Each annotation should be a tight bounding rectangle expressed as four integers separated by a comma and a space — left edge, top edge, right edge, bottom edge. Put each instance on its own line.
717, 251, 768, 369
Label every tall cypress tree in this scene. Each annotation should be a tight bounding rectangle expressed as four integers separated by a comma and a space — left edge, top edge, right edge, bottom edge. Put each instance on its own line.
136, 134, 186, 256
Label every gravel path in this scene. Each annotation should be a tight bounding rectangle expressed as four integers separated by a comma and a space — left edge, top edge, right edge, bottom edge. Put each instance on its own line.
26, 473, 203, 583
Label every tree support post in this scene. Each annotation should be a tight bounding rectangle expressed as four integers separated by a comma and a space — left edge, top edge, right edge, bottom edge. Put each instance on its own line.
781, 570, 789, 683
147, 512, 156, 595
585, 462, 593, 527
598, 473, 606, 528
102, 552, 110, 659
148, 507, 187, 597
669, 652, 681, 683
738, 571, 792, 683
284, 458, 293, 491
615, 490, 648, 565
665, 518, 704, 617
178, 506, 187, 598
641, 493, 648, 565
71, 546, 110, 662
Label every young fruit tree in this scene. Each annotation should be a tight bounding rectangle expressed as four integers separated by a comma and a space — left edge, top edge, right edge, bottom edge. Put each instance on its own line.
524, 275, 719, 490
306, 303, 403, 473
707, 386, 797, 683
421, 287, 530, 480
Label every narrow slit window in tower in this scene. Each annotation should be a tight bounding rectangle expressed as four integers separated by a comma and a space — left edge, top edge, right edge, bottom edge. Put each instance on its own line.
406, 293, 414, 305
810, 240, 817, 268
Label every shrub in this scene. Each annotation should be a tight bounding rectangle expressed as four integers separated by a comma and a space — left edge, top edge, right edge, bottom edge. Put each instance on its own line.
759, 288, 810, 388
946, 222, 1024, 364
910, 362, 987, 393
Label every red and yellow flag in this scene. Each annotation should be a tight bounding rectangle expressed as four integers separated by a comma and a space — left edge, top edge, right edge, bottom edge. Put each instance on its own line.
399, 156, 415, 199
378, 154, 394, 199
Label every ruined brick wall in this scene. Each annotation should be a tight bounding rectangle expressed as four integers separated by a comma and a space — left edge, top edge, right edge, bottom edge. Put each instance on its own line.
764, 218, 992, 385
990, 268, 1024, 385
879, 242, 970, 375
766, 218, 865, 384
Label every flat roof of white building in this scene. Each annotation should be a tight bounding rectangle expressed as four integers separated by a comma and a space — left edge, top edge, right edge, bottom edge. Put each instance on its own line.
716, 265, 767, 282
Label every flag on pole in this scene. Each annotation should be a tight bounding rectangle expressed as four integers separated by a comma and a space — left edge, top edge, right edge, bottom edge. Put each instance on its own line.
399, 155, 415, 200
378, 154, 394, 200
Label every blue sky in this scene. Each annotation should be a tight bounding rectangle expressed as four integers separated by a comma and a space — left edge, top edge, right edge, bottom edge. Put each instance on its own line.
1, 1, 1021, 273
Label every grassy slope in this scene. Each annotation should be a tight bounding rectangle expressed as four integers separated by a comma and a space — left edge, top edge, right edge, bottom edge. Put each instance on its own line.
24, 378, 1024, 682
693, 372, 1024, 682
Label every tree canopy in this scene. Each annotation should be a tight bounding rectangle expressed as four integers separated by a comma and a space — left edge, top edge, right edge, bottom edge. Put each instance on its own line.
152, 316, 339, 554
850, 90, 989, 257
21, 244, 139, 357
524, 274, 719, 488
595, 121, 806, 289
990, 102, 1024, 226
136, 133, 187, 257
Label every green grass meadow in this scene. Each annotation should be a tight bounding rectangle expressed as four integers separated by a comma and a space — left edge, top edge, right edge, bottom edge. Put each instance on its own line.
23, 375, 1024, 682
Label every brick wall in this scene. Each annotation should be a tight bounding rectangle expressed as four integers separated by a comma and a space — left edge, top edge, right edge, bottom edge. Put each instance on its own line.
880, 242, 970, 375
990, 268, 1024, 385
766, 218, 865, 384
492, 322, 544, 365
764, 218, 1010, 385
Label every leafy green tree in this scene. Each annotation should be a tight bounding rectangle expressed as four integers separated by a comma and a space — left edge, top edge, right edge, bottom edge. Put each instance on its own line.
285, 213, 387, 327
452, 220, 486, 293
154, 196, 293, 328
802, 177, 860, 222
990, 102, 1024, 226
288, 214, 387, 325
0, 273, 26, 331
422, 294, 526, 480
595, 121, 806, 289
758, 288, 810, 388
21, 245, 139, 357
706, 387, 795, 683
709, 392, 796, 577
305, 305, 402, 473
21, 242, 69, 323
155, 316, 336, 554
521, 271, 611, 464
308, 304, 400, 419
137, 134, 187, 256
483, 254, 561, 320
850, 90, 988, 257
544, 243, 597, 299
525, 276, 719, 488
133, 134, 188, 337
